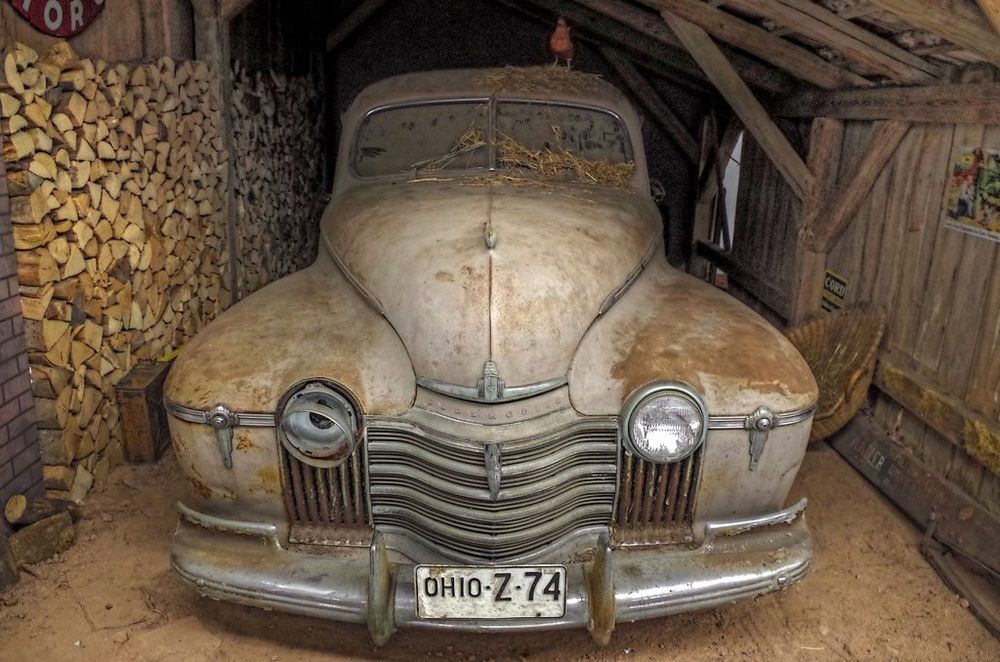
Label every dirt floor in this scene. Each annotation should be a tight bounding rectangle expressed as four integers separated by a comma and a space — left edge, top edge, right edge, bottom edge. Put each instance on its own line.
1, 442, 997, 662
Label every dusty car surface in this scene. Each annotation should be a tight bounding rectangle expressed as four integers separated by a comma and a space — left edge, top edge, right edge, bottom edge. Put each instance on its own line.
164, 67, 818, 645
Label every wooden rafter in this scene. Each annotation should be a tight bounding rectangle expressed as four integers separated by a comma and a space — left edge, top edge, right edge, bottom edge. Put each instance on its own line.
807, 120, 910, 253
326, 0, 392, 53
663, 12, 814, 200
600, 48, 700, 164
572, 0, 800, 94
774, 82, 1000, 124
976, 0, 1000, 37
654, 0, 873, 89
722, 0, 941, 83
506, 0, 715, 93
221, 0, 254, 21
867, 0, 1000, 66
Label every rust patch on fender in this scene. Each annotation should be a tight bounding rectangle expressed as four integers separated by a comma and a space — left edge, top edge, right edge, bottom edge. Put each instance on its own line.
235, 434, 255, 451
257, 466, 281, 492
610, 277, 816, 402
189, 476, 212, 499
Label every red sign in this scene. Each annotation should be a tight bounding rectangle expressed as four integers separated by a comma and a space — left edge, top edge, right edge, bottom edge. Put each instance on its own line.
10, 0, 105, 38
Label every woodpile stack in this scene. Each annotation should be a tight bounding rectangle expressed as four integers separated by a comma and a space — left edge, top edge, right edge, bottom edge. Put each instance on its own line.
1, 41, 230, 489
230, 62, 324, 296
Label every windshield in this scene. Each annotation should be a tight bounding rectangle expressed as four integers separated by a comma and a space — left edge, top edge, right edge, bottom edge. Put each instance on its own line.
353, 100, 634, 185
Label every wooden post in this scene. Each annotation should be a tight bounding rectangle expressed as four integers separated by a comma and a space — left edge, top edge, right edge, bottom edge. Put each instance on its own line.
663, 12, 815, 200
790, 117, 843, 324
192, 0, 238, 304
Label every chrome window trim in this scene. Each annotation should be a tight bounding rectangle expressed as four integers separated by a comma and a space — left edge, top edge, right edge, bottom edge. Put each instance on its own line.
350, 98, 634, 181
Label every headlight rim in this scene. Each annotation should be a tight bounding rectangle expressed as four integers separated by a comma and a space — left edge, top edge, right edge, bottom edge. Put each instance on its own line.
620, 380, 708, 463
277, 379, 362, 469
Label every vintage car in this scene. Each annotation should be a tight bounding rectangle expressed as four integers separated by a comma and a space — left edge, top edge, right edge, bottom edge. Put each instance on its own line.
164, 68, 818, 645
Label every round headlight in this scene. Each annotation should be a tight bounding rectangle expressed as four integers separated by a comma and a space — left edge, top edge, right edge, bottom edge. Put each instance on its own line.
622, 382, 707, 463
279, 382, 358, 468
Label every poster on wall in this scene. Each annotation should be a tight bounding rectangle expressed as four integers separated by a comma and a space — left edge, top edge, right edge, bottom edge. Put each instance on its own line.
943, 146, 1000, 243
9, 0, 105, 38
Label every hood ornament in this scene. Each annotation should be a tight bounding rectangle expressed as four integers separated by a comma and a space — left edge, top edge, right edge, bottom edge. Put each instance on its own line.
478, 360, 505, 401
484, 443, 502, 499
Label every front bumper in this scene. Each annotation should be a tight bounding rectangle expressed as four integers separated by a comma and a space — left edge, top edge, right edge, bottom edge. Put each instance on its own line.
171, 500, 813, 644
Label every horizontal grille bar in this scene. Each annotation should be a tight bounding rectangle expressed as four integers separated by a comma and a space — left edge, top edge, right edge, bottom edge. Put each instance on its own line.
367, 418, 618, 561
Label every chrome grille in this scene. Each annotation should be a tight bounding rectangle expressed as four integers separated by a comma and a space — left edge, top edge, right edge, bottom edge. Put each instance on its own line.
366, 418, 618, 562
280, 446, 369, 544
614, 448, 702, 540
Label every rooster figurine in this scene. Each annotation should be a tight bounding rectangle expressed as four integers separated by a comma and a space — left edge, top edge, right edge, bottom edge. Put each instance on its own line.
548, 16, 575, 67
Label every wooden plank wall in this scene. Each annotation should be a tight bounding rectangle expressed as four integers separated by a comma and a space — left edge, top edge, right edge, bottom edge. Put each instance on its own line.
0, 0, 193, 63
730, 131, 801, 320
732, 122, 1000, 516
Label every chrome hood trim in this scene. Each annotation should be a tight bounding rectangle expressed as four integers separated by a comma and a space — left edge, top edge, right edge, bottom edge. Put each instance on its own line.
416, 371, 568, 404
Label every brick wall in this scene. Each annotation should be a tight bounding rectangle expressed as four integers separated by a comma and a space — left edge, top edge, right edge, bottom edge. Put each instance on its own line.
0, 136, 42, 533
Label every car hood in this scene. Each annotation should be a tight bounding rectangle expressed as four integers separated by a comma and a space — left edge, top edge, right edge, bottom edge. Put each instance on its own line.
322, 180, 660, 393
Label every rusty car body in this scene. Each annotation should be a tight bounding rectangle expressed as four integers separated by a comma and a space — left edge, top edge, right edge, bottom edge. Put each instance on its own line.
164, 68, 818, 644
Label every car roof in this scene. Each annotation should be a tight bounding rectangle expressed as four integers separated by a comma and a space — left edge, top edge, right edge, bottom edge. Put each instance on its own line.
347, 67, 633, 114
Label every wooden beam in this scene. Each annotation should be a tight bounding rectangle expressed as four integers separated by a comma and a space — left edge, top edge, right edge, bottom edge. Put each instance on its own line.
723, 0, 941, 83
653, 0, 873, 89
875, 358, 1000, 476
790, 116, 844, 324
695, 241, 790, 318
773, 83, 1000, 124
867, 0, 1000, 66
325, 0, 392, 52
664, 12, 814, 200
600, 48, 700, 164
221, 0, 254, 21
832, 416, 1000, 575
697, 114, 743, 203
975, 0, 1000, 37
809, 120, 909, 252
572, 0, 801, 94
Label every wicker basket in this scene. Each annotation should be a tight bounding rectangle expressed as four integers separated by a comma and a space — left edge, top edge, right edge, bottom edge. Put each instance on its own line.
787, 306, 887, 443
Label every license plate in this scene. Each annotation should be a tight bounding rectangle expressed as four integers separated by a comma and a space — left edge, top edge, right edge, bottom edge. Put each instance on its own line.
415, 565, 566, 619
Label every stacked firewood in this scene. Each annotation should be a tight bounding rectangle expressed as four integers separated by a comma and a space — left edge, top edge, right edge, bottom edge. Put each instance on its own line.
1, 41, 230, 489
230, 62, 324, 296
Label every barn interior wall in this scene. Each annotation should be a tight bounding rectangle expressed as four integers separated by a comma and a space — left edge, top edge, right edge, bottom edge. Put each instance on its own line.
0, 0, 194, 63
732, 120, 1000, 514
1, 40, 230, 501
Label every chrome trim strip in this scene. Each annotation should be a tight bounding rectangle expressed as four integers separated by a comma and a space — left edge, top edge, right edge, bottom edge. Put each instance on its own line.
176, 501, 280, 543
707, 405, 815, 430
165, 398, 276, 427
703, 498, 808, 539
415, 374, 568, 404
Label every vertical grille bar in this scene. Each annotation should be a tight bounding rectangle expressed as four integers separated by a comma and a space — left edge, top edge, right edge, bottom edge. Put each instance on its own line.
615, 446, 702, 538
280, 446, 370, 543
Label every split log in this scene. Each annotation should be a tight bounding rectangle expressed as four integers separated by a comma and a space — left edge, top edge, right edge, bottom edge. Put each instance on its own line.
0, 534, 18, 590
8, 511, 75, 565
4, 494, 79, 527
